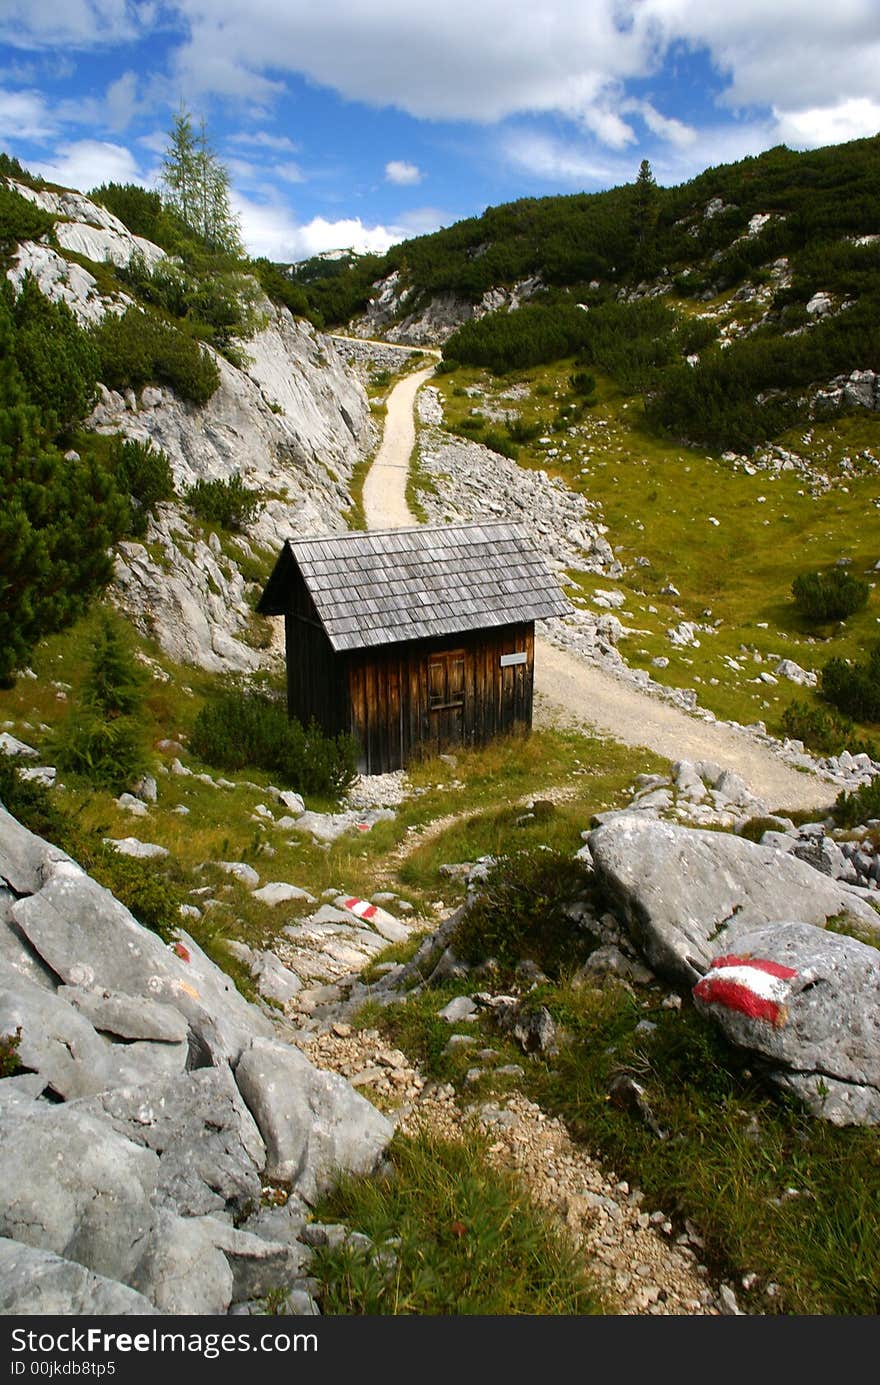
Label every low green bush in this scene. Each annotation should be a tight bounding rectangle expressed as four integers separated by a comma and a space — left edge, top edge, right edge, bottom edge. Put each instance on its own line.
834, 775, 880, 827
190, 688, 357, 798
0, 184, 54, 255
52, 711, 148, 793
109, 436, 175, 537
184, 475, 260, 532
51, 613, 150, 792
92, 307, 220, 405
450, 848, 594, 977
781, 699, 877, 759
821, 644, 880, 723
88, 848, 184, 942
569, 369, 597, 397
792, 567, 870, 623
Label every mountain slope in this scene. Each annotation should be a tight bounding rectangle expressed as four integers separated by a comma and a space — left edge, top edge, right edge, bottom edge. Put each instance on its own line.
1, 170, 375, 675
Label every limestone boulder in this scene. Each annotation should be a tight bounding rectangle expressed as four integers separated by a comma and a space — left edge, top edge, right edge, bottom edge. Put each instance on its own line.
82, 1067, 266, 1218
0, 1104, 159, 1283
588, 815, 880, 987
0, 1239, 158, 1316
234, 1037, 393, 1202
693, 921, 880, 1125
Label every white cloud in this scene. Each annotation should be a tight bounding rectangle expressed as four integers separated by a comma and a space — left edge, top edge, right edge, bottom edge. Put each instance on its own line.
628, 100, 697, 149
233, 190, 404, 261
773, 98, 880, 149
228, 130, 299, 152
105, 70, 143, 130
0, 88, 57, 142
385, 160, 422, 185
161, 0, 880, 162
502, 131, 627, 187
276, 161, 306, 184
0, 1, 151, 50
29, 139, 145, 193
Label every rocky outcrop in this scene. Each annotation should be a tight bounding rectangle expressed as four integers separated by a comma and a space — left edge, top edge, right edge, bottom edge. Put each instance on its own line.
414, 429, 618, 580
587, 814, 880, 988
0, 803, 393, 1314
350, 270, 544, 346
5, 179, 376, 677
694, 922, 880, 1125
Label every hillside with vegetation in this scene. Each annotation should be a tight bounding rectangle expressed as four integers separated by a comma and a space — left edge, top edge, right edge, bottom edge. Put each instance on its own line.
1, 133, 879, 1320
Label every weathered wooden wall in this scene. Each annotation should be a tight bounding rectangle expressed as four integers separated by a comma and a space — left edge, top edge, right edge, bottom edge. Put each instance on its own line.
281, 559, 537, 771
345, 622, 535, 773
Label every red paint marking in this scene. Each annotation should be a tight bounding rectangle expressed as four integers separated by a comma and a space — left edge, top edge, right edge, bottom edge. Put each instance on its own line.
344, 897, 379, 920
694, 975, 784, 1024
710, 953, 797, 981
173, 943, 191, 963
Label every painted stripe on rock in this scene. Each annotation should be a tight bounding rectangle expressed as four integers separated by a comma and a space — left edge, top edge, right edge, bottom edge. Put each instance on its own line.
694, 954, 799, 1028
343, 897, 377, 920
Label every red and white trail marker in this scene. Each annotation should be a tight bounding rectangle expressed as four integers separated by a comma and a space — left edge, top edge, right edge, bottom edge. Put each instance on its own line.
694, 953, 799, 1027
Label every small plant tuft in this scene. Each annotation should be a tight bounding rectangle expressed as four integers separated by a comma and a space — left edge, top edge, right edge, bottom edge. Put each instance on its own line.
184, 474, 260, 532
450, 848, 595, 978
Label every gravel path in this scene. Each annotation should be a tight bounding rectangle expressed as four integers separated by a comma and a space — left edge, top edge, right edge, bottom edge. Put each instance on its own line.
361, 364, 435, 529
361, 371, 832, 811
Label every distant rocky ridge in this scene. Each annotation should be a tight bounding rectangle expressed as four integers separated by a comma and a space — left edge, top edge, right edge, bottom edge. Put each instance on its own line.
349, 268, 545, 346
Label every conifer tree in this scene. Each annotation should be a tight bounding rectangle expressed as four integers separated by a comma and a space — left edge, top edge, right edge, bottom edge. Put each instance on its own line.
160, 105, 243, 256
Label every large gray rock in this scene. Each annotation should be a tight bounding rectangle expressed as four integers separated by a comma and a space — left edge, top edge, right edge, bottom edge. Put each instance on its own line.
694, 921, 880, 1125
59, 985, 189, 1042
0, 1104, 159, 1282
0, 802, 68, 895
83, 1068, 266, 1218
130, 1210, 302, 1314
235, 1036, 393, 1202
7, 819, 273, 1064
0, 1238, 158, 1316
588, 815, 880, 986
130, 1210, 234, 1315
0, 970, 185, 1100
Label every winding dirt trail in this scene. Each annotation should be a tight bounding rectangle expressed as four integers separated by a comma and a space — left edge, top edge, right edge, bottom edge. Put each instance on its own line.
361, 371, 833, 812
362, 363, 435, 529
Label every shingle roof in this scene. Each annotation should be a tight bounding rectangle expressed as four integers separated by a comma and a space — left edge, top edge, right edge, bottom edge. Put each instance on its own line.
257, 522, 570, 652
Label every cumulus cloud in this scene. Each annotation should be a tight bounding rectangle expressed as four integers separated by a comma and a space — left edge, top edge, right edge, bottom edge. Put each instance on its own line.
0, 0, 152, 50
0, 88, 57, 142
158, 0, 880, 139
29, 139, 145, 193
385, 160, 423, 185
773, 98, 880, 148
232, 191, 405, 261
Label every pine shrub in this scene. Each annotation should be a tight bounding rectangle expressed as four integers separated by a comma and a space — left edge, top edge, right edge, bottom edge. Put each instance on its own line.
92, 307, 220, 405
190, 688, 357, 798
821, 645, 880, 723
450, 848, 594, 977
781, 700, 877, 759
183, 475, 260, 532
51, 613, 150, 792
834, 775, 880, 828
109, 436, 175, 537
792, 567, 870, 623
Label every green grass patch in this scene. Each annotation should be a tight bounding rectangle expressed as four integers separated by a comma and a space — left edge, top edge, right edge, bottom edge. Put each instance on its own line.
309, 1129, 607, 1315
433, 364, 880, 745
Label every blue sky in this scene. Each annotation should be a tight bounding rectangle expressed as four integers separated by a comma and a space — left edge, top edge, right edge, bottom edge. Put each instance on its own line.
1, 1, 878, 262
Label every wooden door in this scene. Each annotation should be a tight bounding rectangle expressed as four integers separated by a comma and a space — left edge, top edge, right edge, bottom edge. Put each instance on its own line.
427, 649, 465, 750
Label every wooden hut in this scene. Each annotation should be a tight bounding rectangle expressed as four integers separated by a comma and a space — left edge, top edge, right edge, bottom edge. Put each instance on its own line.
256, 522, 570, 774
